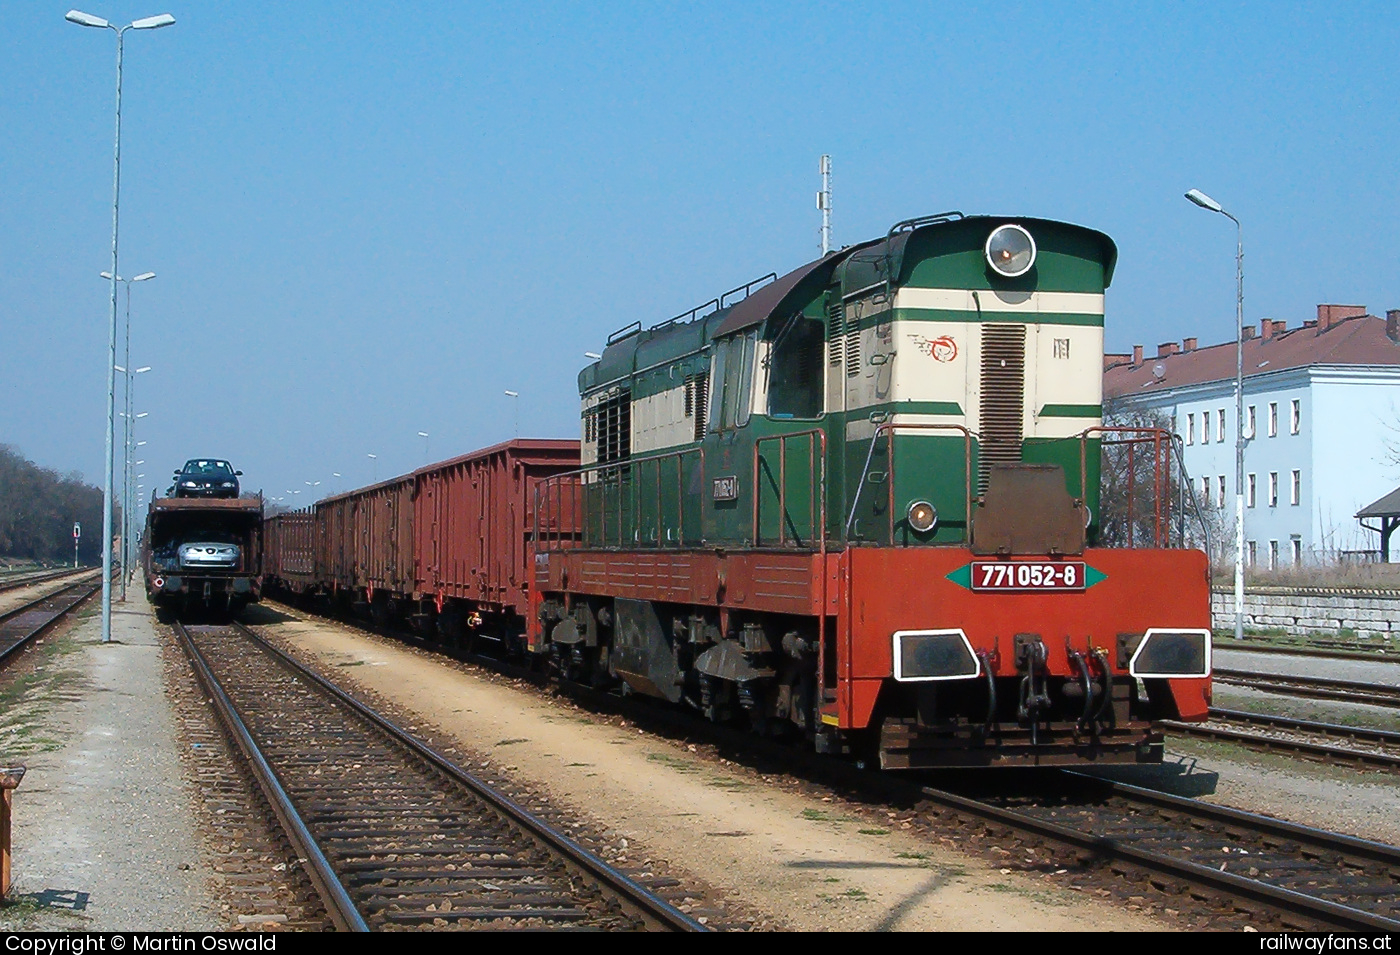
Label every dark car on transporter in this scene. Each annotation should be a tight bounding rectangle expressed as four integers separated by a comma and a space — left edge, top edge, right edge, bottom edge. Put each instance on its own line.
173, 459, 242, 498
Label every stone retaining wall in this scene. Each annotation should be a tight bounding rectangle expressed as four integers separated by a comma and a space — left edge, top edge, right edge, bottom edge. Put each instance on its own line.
1211, 587, 1400, 640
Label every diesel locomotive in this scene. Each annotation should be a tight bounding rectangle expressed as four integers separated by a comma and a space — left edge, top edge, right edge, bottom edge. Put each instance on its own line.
267, 212, 1213, 769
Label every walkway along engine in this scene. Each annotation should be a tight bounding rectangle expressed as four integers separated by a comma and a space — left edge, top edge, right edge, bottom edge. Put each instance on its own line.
532, 213, 1213, 768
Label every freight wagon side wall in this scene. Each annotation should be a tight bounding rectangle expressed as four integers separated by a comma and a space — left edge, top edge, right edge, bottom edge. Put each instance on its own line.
360, 478, 414, 595
414, 440, 580, 618
317, 477, 414, 596
264, 511, 316, 591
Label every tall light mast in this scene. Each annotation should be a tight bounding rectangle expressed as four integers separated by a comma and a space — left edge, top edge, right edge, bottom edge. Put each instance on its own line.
818, 154, 832, 255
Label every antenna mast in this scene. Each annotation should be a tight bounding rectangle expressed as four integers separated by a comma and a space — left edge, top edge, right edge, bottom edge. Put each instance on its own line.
818, 154, 832, 255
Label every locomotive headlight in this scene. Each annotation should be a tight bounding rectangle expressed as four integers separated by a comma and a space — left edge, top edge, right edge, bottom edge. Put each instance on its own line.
907, 500, 938, 533
985, 224, 1036, 278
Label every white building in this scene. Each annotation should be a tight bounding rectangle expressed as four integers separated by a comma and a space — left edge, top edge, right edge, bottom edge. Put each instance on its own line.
1104, 305, 1400, 566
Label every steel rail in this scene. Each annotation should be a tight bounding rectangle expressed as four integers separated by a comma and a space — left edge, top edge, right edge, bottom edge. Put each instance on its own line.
1216, 640, 1399, 663
1214, 668, 1400, 708
0, 568, 91, 595
0, 577, 103, 666
231, 622, 707, 932
917, 778, 1400, 932
1161, 708, 1400, 771
173, 621, 369, 932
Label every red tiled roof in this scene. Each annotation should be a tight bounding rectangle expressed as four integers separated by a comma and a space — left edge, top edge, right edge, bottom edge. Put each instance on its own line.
1105, 312, 1400, 398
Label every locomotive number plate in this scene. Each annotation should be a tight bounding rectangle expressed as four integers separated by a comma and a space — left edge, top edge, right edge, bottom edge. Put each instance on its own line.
970, 561, 1086, 592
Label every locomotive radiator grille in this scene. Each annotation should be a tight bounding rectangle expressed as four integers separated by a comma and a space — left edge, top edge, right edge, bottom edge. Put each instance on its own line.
978, 323, 1026, 493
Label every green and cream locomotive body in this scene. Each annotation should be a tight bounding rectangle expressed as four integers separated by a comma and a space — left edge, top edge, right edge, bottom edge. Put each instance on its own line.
535, 213, 1210, 768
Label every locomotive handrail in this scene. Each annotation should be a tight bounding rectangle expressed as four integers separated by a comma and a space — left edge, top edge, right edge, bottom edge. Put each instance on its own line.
533, 446, 705, 551
751, 429, 827, 551
1170, 431, 1213, 560
606, 320, 642, 345
719, 272, 777, 308
1075, 426, 1204, 551
846, 421, 975, 543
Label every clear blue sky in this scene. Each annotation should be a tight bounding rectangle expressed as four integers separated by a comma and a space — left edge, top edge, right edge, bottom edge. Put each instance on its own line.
2, 1, 1396, 503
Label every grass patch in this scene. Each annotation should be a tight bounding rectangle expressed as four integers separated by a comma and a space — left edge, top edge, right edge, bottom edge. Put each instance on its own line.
704, 775, 752, 791
987, 882, 1073, 906
800, 808, 859, 823
646, 752, 700, 772
858, 828, 889, 836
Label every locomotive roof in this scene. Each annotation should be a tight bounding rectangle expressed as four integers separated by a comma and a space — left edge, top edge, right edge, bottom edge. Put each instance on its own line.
840, 215, 1117, 293
710, 240, 879, 339
578, 214, 1117, 394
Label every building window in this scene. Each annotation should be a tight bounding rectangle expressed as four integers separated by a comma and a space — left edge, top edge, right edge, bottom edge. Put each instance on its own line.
1200, 475, 1209, 503
1268, 402, 1278, 437
1269, 540, 1278, 569
1217, 408, 1226, 442
1291, 399, 1300, 435
1217, 475, 1226, 508
1247, 405, 1257, 438
1291, 538, 1302, 564
1186, 413, 1195, 445
1291, 469, 1301, 505
1269, 472, 1278, 507
1248, 540, 1257, 566
1202, 410, 1211, 444
1247, 473, 1256, 508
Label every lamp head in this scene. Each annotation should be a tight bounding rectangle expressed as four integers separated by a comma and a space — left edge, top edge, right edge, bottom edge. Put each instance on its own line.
1185, 188, 1224, 214
65, 10, 110, 28
130, 13, 175, 29
132, 272, 156, 282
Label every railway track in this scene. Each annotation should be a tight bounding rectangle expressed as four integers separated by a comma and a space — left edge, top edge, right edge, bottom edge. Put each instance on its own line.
0, 567, 91, 596
919, 774, 1400, 932
261, 597, 1400, 929
174, 620, 710, 932
0, 575, 101, 666
1213, 668, 1400, 708
1163, 708, 1400, 771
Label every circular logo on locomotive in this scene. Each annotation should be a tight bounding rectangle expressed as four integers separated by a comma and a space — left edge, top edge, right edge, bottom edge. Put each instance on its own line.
910, 333, 958, 363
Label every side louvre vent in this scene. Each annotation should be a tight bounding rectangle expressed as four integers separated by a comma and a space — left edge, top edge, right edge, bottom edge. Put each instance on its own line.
596, 389, 631, 465
978, 324, 1026, 492
826, 297, 844, 367
684, 373, 709, 441
845, 304, 862, 378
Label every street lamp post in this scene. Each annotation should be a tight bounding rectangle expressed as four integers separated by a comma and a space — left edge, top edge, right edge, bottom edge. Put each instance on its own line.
1185, 187, 1246, 642
102, 268, 154, 599
117, 403, 149, 594
67, 8, 175, 643
367, 453, 378, 483
504, 391, 519, 438
417, 431, 429, 464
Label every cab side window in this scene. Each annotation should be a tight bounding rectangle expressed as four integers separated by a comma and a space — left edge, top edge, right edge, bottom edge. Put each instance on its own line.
708, 331, 757, 431
766, 316, 824, 419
